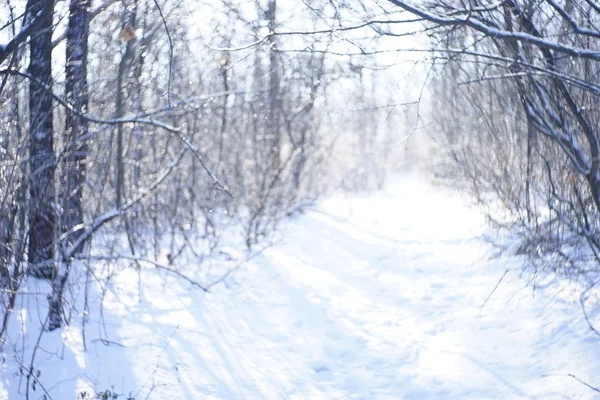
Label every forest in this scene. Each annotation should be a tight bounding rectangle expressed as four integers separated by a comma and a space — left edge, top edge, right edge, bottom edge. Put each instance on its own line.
2, 0, 600, 398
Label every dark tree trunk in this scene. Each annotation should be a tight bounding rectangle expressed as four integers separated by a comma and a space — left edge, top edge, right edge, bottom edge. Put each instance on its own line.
62, 0, 90, 252
48, 0, 90, 332
0, 115, 11, 284
27, 0, 56, 279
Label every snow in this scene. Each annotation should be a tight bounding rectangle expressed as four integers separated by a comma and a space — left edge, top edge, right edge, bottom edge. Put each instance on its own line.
3, 174, 600, 399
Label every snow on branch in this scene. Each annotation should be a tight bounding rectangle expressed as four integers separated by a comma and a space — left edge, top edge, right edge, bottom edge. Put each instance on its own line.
0, 67, 233, 196
386, 0, 600, 61
0, 0, 53, 65
61, 149, 188, 260
206, 18, 424, 52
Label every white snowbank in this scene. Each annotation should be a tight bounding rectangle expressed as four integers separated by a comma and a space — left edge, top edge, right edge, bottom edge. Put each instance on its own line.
2, 174, 600, 399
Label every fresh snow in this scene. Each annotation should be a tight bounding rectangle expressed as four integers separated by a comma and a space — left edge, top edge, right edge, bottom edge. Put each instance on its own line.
2, 174, 600, 399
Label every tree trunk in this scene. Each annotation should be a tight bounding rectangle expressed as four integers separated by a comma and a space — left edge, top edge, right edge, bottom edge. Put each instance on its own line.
62, 0, 90, 252
266, 0, 281, 170
47, 0, 90, 332
27, 0, 56, 279
115, 0, 138, 207
0, 116, 11, 284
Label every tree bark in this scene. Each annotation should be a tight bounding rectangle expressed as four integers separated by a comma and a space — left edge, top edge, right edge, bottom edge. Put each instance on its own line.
27, 0, 56, 279
62, 0, 90, 252
47, 0, 91, 332
266, 0, 281, 170
115, 0, 138, 207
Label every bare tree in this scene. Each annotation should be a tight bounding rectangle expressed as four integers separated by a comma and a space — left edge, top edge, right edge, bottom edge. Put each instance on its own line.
47, 0, 92, 331
27, 0, 56, 278
62, 0, 90, 252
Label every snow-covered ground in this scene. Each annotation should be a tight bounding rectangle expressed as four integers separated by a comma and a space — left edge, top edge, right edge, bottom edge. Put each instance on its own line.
2, 174, 600, 399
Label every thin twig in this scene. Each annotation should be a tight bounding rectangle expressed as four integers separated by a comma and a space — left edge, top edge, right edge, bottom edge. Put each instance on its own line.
543, 373, 600, 394
151, 0, 173, 106
91, 338, 126, 347
85, 255, 209, 292
480, 269, 508, 309
567, 374, 600, 394
579, 294, 600, 338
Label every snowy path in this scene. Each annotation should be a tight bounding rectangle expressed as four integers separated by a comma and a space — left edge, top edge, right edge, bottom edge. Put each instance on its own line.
3, 176, 600, 399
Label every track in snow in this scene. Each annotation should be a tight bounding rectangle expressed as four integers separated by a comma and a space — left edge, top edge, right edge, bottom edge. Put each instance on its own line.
3, 175, 600, 399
